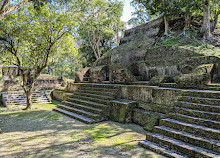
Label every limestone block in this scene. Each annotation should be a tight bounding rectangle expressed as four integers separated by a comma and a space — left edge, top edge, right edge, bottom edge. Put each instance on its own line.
149, 75, 174, 86
176, 73, 211, 88
109, 65, 137, 83
110, 100, 137, 123
65, 82, 81, 93
133, 109, 161, 131
75, 67, 90, 83
52, 90, 72, 102
175, 64, 214, 88
89, 66, 108, 83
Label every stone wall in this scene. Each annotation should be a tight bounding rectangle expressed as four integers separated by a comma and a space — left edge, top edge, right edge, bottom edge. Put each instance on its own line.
52, 90, 73, 102
88, 17, 220, 84
64, 83, 182, 106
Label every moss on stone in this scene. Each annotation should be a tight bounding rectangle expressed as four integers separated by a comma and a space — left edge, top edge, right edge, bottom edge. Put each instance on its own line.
133, 109, 161, 132
149, 75, 175, 86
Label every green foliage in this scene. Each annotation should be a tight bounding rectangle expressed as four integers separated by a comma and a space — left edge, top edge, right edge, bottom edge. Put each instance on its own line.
128, 1, 152, 27
76, 0, 125, 60
48, 34, 85, 77
0, 4, 75, 68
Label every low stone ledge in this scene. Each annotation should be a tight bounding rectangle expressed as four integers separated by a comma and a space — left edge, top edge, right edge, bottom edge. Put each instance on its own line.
133, 109, 163, 131
52, 90, 72, 102
110, 99, 137, 123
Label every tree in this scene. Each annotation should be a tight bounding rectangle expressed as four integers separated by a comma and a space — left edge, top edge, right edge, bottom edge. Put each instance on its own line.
210, 0, 220, 32
76, 0, 124, 60
0, 0, 31, 20
0, 4, 74, 110
201, 0, 212, 40
48, 35, 85, 77
132, 0, 219, 38
128, 1, 151, 27
132, 0, 180, 35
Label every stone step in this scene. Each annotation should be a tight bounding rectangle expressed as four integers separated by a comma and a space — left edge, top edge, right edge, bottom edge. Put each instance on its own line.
5, 98, 49, 102
73, 94, 110, 105
53, 108, 96, 124
4, 95, 47, 99
174, 107, 220, 121
161, 118, 220, 140
3, 95, 47, 100
79, 86, 118, 93
145, 132, 220, 158
77, 89, 115, 97
176, 101, 220, 113
2, 92, 47, 96
183, 90, 220, 99
58, 104, 101, 120
144, 104, 172, 114
167, 113, 220, 129
72, 92, 113, 100
6, 101, 51, 106
179, 96, 220, 106
80, 84, 118, 90
5, 97, 48, 102
6, 101, 50, 106
3, 93, 47, 97
155, 126, 220, 153
63, 101, 103, 114
139, 140, 187, 158
67, 97, 108, 110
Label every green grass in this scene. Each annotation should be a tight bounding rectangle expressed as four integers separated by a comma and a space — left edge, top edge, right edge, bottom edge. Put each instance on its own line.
152, 32, 220, 58
0, 103, 165, 158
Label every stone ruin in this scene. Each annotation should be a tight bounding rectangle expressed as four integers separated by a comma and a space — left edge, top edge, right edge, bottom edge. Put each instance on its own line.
0, 65, 64, 91
53, 18, 220, 157
75, 18, 220, 87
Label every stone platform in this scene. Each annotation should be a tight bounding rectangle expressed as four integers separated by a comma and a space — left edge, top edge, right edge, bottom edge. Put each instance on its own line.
53, 82, 220, 157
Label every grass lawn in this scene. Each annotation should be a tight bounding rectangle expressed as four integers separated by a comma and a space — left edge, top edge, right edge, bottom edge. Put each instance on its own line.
0, 101, 165, 158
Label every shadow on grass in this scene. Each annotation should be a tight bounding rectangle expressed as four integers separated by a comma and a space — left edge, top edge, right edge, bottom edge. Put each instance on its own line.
0, 102, 164, 158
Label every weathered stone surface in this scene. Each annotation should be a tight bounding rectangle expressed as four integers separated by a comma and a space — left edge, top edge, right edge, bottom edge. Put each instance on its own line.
110, 100, 136, 123
138, 102, 173, 114
89, 66, 108, 83
175, 73, 211, 88
52, 90, 72, 102
193, 64, 214, 74
175, 64, 215, 88
65, 82, 81, 92
124, 18, 164, 38
120, 86, 154, 102
93, 54, 111, 66
3, 80, 19, 91
74, 67, 90, 83
149, 75, 174, 86
152, 88, 182, 106
57, 77, 67, 87
109, 65, 137, 83
133, 109, 161, 131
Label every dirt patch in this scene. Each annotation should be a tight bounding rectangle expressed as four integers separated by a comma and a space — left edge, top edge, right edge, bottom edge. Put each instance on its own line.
0, 102, 165, 158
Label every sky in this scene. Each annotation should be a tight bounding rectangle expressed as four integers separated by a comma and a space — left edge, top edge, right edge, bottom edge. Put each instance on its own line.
121, 0, 134, 22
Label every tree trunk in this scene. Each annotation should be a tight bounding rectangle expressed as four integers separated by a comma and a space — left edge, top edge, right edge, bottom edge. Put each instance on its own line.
183, 15, 191, 35
201, 0, 212, 40
211, 11, 220, 32
47, 65, 50, 74
24, 90, 33, 110
164, 16, 169, 35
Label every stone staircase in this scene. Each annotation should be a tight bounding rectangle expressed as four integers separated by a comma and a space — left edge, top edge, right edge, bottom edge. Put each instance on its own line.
139, 89, 220, 158
54, 84, 118, 124
1, 91, 51, 106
